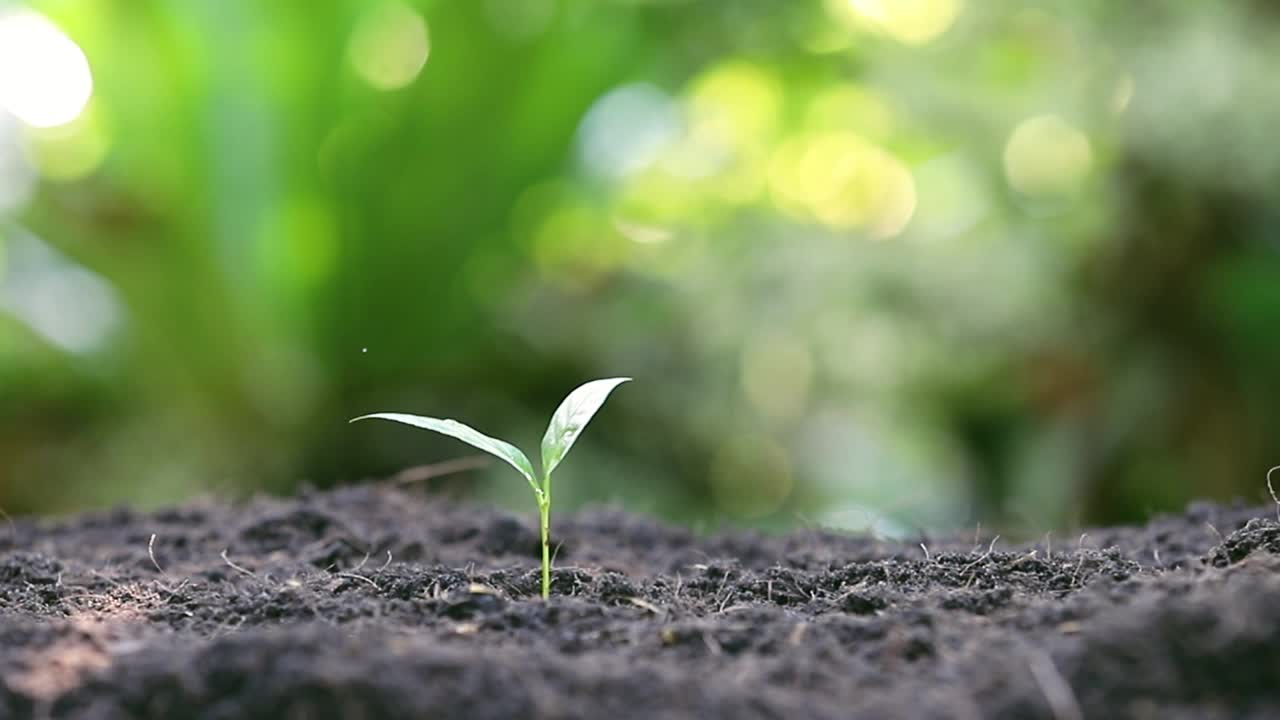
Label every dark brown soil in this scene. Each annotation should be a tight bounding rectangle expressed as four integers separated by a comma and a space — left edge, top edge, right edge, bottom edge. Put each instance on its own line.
1, 485, 1279, 719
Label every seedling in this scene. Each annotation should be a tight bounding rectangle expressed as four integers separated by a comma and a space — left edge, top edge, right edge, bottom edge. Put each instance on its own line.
352, 377, 630, 599
1268, 466, 1280, 522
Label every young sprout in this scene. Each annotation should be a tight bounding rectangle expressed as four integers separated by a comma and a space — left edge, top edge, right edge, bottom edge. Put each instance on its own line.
352, 378, 630, 599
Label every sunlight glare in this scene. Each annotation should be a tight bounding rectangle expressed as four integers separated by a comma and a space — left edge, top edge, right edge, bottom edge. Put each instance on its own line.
0, 10, 94, 129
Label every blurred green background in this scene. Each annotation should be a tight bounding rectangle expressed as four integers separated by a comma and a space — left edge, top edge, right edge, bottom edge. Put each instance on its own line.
1, 0, 1278, 534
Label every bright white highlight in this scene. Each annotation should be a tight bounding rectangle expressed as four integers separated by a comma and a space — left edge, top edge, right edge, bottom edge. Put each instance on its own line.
0, 10, 94, 128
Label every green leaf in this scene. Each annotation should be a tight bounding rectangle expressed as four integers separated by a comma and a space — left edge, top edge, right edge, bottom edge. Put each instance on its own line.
350, 413, 539, 495
540, 377, 630, 479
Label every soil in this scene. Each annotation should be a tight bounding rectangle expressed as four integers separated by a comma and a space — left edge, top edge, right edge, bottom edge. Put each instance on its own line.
1, 484, 1279, 719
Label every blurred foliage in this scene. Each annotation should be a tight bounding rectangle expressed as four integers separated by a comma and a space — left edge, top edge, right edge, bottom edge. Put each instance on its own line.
1, 0, 1278, 534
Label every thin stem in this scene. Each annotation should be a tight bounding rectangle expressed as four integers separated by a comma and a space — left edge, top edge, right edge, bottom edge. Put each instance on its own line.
539, 472, 553, 599
539, 498, 550, 599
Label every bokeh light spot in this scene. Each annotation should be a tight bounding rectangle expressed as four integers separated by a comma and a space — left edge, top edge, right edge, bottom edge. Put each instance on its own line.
531, 202, 624, 288
1003, 114, 1092, 196
907, 153, 989, 239
840, 0, 963, 45
611, 171, 701, 236
577, 84, 678, 180
769, 132, 916, 237
766, 137, 811, 218
0, 9, 94, 128
865, 155, 917, 239
687, 61, 781, 149
349, 2, 430, 91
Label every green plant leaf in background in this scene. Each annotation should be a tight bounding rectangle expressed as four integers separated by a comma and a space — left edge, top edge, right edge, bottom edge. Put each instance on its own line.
350, 413, 539, 496
541, 377, 631, 480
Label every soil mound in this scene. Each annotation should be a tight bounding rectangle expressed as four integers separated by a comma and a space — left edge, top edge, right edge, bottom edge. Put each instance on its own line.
0, 485, 1276, 719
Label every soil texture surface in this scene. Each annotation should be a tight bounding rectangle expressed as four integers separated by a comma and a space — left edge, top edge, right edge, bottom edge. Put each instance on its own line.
1, 484, 1279, 719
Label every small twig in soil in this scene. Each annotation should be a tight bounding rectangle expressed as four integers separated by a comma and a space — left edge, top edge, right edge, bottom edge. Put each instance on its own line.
390, 456, 492, 485
1267, 466, 1280, 522
627, 597, 661, 615
963, 536, 1001, 587
220, 549, 256, 577
336, 572, 378, 590
156, 578, 192, 604
1009, 550, 1038, 569
1023, 646, 1083, 720
715, 570, 735, 612
1069, 554, 1088, 588
380, 550, 393, 569
967, 536, 1001, 566
148, 534, 167, 576
1067, 535, 1091, 585
1205, 523, 1224, 544
920, 543, 932, 562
